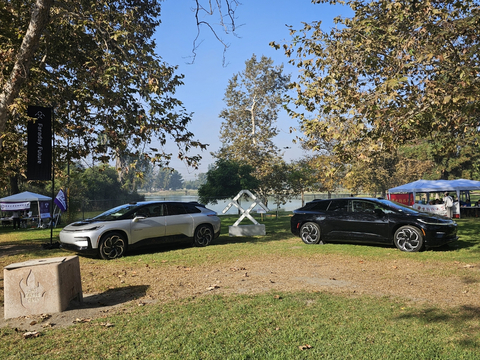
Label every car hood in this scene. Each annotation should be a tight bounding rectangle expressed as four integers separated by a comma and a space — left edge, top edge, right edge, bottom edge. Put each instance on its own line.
62, 219, 109, 231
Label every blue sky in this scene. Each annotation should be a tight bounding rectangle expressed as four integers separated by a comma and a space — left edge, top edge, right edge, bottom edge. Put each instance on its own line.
154, 0, 352, 181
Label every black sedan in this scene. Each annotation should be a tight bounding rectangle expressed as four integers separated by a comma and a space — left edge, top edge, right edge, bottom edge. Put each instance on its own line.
291, 198, 458, 252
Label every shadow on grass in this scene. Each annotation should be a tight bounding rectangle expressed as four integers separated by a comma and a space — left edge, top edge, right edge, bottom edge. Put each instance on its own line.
395, 305, 480, 347
67, 285, 150, 310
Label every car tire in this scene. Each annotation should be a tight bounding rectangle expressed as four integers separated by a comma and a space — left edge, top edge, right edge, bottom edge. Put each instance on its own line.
394, 225, 424, 252
300, 222, 323, 244
98, 232, 127, 260
194, 224, 213, 247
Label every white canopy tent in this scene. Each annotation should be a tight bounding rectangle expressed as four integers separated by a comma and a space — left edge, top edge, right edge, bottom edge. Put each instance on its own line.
0, 191, 52, 227
388, 179, 480, 197
388, 179, 480, 218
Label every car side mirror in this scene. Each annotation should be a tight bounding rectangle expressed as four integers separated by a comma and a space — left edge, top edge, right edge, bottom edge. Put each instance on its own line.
133, 216, 145, 222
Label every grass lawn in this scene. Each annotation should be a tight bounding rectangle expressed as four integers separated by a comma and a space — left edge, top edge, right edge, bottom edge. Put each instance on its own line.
1, 215, 480, 359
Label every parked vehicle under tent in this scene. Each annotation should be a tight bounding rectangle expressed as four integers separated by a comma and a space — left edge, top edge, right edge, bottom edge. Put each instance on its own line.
387, 179, 480, 218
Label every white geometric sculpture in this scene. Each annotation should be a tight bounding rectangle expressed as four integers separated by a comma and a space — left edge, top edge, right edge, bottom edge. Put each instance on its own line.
222, 190, 269, 236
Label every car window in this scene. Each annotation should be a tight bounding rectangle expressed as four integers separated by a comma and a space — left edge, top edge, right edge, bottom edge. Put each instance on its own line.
184, 203, 201, 214
93, 204, 139, 220
134, 204, 164, 218
327, 199, 349, 212
351, 200, 376, 213
165, 203, 187, 216
310, 201, 330, 211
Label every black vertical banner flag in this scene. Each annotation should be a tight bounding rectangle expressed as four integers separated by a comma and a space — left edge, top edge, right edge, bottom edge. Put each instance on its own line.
27, 106, 52, 180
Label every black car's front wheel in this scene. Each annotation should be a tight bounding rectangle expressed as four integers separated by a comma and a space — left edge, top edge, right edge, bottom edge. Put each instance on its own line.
194, 224, 213, 247
300, 222, 323, 244
394, 226, 424, 252
98, 232, 127, 260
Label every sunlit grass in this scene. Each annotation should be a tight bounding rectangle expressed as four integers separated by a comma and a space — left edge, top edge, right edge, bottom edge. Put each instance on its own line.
1, 292, 479, 359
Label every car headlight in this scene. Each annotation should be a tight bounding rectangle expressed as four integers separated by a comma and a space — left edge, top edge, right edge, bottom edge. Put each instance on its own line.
417, 218, 452, 225
80, 225, 104, 231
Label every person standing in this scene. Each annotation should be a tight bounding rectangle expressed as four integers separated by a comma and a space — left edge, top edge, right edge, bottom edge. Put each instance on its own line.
12, 210, 20, 230
443, 192, 454, 218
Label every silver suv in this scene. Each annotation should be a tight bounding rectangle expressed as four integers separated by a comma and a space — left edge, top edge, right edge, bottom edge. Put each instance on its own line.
60, 201, 221, 259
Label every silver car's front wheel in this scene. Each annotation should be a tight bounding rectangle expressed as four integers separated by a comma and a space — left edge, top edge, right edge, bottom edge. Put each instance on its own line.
394, 226, 424, 252
194, 224, 213, 247
300, 222, 322, 244
98, 232, 127, 260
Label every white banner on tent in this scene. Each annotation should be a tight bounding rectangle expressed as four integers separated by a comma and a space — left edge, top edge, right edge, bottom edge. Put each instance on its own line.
412, 203, 459, 217
0, 202, 30, 211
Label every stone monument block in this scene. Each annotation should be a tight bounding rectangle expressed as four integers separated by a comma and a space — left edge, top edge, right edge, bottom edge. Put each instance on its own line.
229, 224, 266, 236
4, 256, 83, 319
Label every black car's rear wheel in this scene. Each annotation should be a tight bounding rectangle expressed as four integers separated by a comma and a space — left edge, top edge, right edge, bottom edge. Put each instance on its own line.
394, 226, 424, 252
300, 222, 323, 244
98, 232, 127, 260
194, 224, 213, 247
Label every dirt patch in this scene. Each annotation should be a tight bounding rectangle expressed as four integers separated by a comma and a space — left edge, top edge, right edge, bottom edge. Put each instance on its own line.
2, 250, 480, 332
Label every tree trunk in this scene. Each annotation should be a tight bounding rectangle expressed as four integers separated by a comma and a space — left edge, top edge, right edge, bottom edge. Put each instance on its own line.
9, 175, 20, 195
0, 0, 53, 149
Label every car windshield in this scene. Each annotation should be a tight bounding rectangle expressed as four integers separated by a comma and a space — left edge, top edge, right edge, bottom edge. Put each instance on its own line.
377, 199, 420, 215
92, 204, 140, 221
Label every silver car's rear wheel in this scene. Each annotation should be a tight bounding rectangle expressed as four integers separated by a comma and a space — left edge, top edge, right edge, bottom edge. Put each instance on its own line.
98, 232, 127, 260
394, 226, 424, 252
194, 224, 213, 247
300, 222, 322, 244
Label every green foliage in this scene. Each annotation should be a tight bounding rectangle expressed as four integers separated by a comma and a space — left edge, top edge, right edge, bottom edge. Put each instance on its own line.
198, 159, 259, 204
167, 170, 184, 190
214, 54, 292, 199
277, 0, 480, 179
184, 172, 207, 190
52, 164, 144, 217
150, 168, 184, 191
216, 54, 290, 160
0, 0, 207, 190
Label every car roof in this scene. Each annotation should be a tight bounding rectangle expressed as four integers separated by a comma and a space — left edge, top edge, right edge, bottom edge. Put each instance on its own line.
310, 197, 383, 202
128, 201, 206, 207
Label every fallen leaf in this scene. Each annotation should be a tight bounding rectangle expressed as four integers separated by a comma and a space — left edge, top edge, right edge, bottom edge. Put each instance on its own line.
74, 318, 92, 324
207, 285, 220, 291
299, 344, 312, 350
23, 331, 40, 339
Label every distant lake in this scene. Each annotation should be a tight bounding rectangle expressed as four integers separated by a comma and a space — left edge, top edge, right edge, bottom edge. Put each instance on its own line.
144, 193, 338, 214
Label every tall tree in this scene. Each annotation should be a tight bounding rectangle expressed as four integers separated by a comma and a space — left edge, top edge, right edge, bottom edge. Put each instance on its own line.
167, 170, 184, 190
0, 0, 240, 191
198, 159, 259, 205
214, 54, 290, 200
275, 0, 480, 178
215, 54, 290, 166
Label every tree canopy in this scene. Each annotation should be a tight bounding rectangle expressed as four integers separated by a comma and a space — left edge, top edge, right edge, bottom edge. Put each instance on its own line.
197, 159, 259, 205
215, 54, 290, 166
0, 0, 239, 191
275, 0, 480, 179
